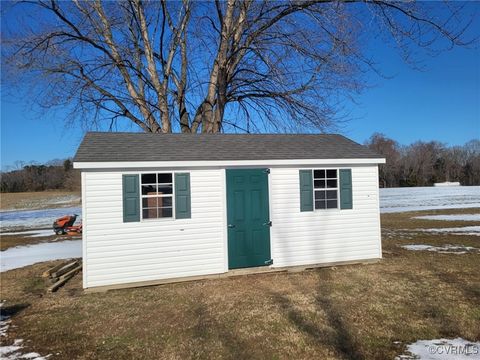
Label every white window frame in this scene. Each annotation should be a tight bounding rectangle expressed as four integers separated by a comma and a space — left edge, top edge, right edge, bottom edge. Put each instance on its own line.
139, 172, 175, 221
313, 168, 339, 210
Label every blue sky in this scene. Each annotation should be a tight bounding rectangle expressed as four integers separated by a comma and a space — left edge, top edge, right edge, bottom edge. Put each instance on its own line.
344, 42, 479, 145
1, 6, 479, 170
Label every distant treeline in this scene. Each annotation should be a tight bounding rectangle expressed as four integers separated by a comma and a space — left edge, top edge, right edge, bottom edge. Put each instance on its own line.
0, 159, 80, 193
365, 134, 480, 187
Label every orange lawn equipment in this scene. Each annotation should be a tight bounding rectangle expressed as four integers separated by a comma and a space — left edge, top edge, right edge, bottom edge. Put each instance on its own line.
53, 214, 82, 235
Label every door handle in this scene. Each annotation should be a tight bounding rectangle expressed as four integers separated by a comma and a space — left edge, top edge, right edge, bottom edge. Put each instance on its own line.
263, 221, 272, 227
228, 224, 236, 228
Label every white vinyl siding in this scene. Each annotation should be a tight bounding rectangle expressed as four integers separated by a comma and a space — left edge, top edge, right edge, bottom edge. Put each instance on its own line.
269, 165, 381, 267
82, 169, 226, 288
81, 163, 382, 289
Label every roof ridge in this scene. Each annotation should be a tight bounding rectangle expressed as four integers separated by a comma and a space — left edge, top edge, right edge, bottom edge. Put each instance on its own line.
86, 131, 344, 136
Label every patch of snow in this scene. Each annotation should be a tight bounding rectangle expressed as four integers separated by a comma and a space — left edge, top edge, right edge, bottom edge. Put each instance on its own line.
0, 207, 81, 231
396, 338, 480, 359
434, 182, 461, 187
0, 303, 50, 359
401, 244, 478, 254
0, 229, 55, 238
0, 240, 81, 272
380, 186, 480, 213
421, 226, 480, 236
0, 340, 51, 359
414, 214, 480, 222
0, 339, 23, 356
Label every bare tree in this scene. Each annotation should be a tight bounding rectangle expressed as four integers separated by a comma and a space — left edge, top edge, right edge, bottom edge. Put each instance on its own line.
2, 1, 476, 133
365, 133, 401, 187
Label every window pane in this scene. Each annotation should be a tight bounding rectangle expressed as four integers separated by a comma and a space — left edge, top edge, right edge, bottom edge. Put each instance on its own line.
142, 184, 157, 196
326, 190, 337, 200
315, 200, 326, 209
315, 191, 326, 200
326, 200, 338, 209
158, 207, 173, 218
313, 170, 325, 179
158, 173, 172, 184
157, 196, 172, 207
314, 180, 325, 189
327, 179, 337, 188
326, 169, 337, 178
143, 208, 157, 219
158, 184, 173, 195
141, 173, 156, 184
142, 197, 157, 208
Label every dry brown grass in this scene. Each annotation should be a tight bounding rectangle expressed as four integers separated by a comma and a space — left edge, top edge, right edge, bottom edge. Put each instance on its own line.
0, 190, 80, 211
0, 233, 61, 251
1, 208, 479, 359
0, 233, 80, 251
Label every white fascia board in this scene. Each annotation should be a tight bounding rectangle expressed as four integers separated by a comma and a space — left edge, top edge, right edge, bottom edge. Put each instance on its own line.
74, 158, 386, 169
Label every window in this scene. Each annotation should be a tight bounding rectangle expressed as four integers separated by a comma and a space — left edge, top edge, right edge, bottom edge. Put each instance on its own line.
313, 169, 338, 209
141, 173, 173, 219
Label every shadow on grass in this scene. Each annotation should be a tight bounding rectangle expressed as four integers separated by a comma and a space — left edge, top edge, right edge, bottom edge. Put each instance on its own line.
269, 271, 364, 360
191, 301, 254, 360
431, 262, 480, 305
0, 303, 30, 319
388, 266, 463, 338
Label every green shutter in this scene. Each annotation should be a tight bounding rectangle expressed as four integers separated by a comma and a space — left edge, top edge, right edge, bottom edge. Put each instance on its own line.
299, 170, 313, 212
122, 174, 140, 222
339, 169, 353, 209
175, 173, 191, 219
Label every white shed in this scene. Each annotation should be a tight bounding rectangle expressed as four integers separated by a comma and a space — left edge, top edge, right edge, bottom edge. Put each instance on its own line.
74, 132, 385, 290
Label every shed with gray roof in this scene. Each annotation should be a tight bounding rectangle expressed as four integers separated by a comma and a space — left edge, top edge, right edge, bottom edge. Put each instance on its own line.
74, 132, 385, 290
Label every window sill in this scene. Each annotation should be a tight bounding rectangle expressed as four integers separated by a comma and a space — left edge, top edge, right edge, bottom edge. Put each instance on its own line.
140, 217, 175, 223
312, 208, 353, 212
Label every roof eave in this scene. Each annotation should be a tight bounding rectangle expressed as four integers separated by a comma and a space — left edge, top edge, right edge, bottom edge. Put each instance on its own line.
73, 158, 386, 169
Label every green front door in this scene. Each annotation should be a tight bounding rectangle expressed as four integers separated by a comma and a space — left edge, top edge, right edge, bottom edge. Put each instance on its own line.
226, 169, 271, 269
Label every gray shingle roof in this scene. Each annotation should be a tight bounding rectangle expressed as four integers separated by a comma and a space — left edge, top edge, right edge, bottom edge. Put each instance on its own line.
73, 132, 382, 162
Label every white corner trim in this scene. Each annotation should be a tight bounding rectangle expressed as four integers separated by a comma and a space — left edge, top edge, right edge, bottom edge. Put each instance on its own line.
74, 158, 386, 169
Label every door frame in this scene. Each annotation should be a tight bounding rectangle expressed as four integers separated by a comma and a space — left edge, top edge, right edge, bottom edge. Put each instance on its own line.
223, 168, 272, 270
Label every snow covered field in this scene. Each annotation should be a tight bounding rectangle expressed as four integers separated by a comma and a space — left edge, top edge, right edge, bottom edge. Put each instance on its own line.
421, 226, 480, 236
414, 214, 480, 221
0, 240, 81, 272
380, 186, 480, 213
0, 207, 81, 231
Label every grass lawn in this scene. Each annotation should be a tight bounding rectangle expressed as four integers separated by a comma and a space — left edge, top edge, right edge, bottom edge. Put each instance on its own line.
1, 208, 479, 359
0, 190, 80, 211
